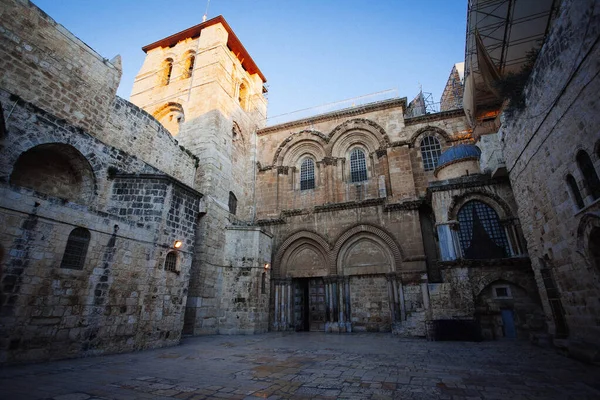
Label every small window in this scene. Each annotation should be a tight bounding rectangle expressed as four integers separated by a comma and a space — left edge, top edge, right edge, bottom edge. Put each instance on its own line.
164, 251, 177, 272
163, 58, 173, 85
238, 83, 248, 110
184, 55, 195, 79
61, 227, 90, 270
576, 150, 600, 200
420, 136, 442, 171
300, 158, 315, 190
228, 191, 238, 215
566, 174, 584, 209
350, 148, 368, 183
493, 286, 511, 298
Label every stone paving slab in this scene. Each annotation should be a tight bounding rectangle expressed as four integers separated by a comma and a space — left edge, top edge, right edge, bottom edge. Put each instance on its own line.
1, 332, 599, 399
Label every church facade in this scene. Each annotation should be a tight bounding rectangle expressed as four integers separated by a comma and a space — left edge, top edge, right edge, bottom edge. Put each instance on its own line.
0, 0, 597, 364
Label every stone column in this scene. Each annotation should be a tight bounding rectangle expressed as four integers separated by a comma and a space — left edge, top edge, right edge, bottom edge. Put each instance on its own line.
273, 280, 280, 331
337, 276, 346, 332
344, 276, 352, 332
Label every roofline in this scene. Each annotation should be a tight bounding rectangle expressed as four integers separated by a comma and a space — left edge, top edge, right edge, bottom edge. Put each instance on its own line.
141, 15, 266, 83
258, 97, 407, 135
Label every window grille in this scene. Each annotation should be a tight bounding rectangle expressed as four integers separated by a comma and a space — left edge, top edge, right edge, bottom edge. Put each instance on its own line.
566, 174, 584, 209
420, 136, 442, 171
300, 158, 315, 190
228, 192, 238, 215
576, 150, 600, 200
350, 148, 368, 183
457, 201, 510, 259
164, 251, 177, 272
60, 227, 90, 270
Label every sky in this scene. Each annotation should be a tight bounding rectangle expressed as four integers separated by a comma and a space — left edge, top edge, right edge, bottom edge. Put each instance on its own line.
32, 0, 467, 121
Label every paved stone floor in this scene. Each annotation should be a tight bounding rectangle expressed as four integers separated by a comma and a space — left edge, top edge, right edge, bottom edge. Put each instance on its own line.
1, 333, 599, 400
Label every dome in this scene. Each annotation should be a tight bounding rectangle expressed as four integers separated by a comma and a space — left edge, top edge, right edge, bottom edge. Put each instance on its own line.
436, 144, 481, 169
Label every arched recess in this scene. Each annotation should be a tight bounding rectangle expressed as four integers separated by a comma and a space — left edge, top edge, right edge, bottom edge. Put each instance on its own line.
331, 224, 403, 274
280, 139, 326, 167
408, 125, 452, 147
272, 130, 327, 166
576, 212, 600, 269
448, 190, 513, 222
273, 231, 330, 278
328, 119, 388, 158
10, 143, 95, 203
153, 102, 185, 136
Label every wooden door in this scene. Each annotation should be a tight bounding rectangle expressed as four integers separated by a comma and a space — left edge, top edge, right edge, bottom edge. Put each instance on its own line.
309, 278, 326, 331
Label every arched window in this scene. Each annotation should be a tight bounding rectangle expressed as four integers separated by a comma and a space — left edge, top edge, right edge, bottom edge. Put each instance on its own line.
576, 150, 600, 200
457, 201, 510, 259
61, 227, 90, 270
184, 55, 195, 79
164, 251, 177, 272
420, 136, 442, 171
163, 58, 173, 85
300, 158, 315, 190
350, 148, 368, 183
566, 174, 584, 209
238, 83, 248, 110
229, 191, 238, 215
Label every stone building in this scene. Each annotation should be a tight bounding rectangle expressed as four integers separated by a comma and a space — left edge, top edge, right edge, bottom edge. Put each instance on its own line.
0, 0, 597, 365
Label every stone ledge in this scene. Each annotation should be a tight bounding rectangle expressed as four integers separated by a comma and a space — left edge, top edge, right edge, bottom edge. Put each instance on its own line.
438, 257, 531, 269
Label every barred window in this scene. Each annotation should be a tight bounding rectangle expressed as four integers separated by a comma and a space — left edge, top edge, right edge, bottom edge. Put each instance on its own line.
300, 158, 315, 190
576, 150, 600, 200
184, 55, 195, 78
350, 148, 368, 183
164, 251, 177, 272
61, 227, 90, 270
229, 191, 237, 215
566, 174, 584, 209
420, 136, 442, 171
457, 201, 510, 259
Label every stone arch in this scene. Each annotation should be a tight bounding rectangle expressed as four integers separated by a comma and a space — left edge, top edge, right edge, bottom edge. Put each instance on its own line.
182, 50, 196, 79
473, 275, 531, 299
273, 231, 331, 278
448, 190, 513, 222
273, 130, 327, 166
328, 119, 389, 158
10, 143, 96, 203
331, 224, 403, 274
576, 212, 600, 269
408, 126, 451, 147
153, 102, 185, 136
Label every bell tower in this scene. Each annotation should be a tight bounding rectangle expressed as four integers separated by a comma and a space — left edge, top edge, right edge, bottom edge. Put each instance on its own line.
130, 16, 271, 335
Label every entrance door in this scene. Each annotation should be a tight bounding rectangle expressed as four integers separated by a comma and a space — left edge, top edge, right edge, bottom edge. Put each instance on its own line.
308, 278, 326, 331
293, 280, 308, 331
501, 309, 516, 338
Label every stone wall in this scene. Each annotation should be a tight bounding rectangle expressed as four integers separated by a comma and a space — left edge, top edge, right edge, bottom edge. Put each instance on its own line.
0, 0, 121, 135
501, 0, 600, 346
0, 88, 202, 362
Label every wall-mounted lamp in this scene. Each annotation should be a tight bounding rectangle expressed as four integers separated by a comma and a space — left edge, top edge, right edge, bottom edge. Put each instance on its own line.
264, 263, 270, 270
174, 240, 183, 249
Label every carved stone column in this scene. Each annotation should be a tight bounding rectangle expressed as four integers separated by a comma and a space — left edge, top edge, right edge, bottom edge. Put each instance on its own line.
344, 276, 352, 332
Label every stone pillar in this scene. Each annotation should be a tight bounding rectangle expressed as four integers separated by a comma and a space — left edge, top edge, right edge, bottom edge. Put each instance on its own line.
337, 276, 346, 332
273, 280, 280, 331
343, 276, 352, 332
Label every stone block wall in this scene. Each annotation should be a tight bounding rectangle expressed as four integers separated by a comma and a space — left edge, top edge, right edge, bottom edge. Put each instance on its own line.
0, 0, 121, 135
349, 275, 391, 332
501, 0, 600, 345
0, 89, 202, 363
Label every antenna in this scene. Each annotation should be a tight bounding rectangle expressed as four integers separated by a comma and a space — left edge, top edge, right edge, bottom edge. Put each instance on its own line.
202, 0, 211, 22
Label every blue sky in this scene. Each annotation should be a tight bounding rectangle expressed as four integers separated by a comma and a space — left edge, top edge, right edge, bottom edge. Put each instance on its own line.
33, 0, 467, 120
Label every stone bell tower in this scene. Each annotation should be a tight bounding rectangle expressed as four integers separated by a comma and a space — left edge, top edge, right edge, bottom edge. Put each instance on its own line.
130, 16, 272, 335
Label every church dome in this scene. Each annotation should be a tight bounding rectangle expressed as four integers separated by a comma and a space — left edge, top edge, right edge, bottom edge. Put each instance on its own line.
437, 144, 481, 168
434, 144, 481, 179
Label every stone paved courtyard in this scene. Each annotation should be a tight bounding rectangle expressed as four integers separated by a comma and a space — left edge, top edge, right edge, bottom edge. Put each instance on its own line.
1, 333, 599, 400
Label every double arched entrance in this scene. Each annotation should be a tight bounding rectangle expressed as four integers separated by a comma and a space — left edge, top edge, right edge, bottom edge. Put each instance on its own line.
271, 225, 405, 333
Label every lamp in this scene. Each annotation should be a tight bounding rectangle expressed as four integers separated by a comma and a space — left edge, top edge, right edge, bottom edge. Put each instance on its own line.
174, 240, 183, 249
264, 263, 270, 270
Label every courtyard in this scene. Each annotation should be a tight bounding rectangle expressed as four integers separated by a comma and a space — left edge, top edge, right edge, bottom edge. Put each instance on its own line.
1, 333, 599, 400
